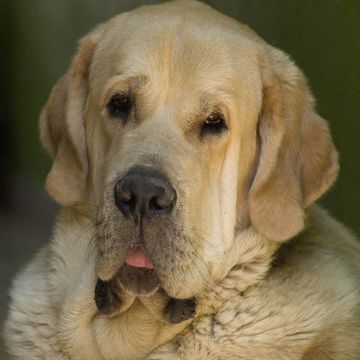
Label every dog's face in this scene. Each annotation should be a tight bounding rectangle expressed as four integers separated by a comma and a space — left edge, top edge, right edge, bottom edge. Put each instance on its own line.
40, 1, 338, 299
87, 12, 264, 298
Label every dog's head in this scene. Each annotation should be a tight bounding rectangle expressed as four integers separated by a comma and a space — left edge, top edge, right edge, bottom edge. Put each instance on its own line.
40, 0, 338, 299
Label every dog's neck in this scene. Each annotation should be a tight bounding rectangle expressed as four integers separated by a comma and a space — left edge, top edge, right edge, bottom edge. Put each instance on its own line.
57, 206, 279, 360
90, 230, 278, 359
196, 227, 279, 315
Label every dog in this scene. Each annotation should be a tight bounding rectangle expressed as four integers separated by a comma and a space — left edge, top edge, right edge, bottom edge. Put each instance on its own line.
4, 1, 360, 359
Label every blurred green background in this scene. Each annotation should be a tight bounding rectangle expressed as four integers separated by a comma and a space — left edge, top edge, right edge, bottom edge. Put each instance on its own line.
0, 0, 359, 356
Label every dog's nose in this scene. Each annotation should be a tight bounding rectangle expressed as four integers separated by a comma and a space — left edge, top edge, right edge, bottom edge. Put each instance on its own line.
114, 169, 176, 218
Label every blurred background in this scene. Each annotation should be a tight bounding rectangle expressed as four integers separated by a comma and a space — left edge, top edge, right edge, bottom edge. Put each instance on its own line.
1, 0, 359, 357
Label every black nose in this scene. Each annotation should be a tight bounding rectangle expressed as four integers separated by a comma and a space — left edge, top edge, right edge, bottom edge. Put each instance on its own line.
114, 168, 176, 218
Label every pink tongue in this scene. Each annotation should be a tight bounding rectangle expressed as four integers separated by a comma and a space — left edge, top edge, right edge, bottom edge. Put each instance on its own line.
125, 247, 154, 269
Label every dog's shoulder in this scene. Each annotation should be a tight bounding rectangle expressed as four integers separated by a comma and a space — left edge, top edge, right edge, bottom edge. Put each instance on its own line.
3, 206, 97, 359
3, 245, 65, 359
268, 205, 360, 327
277, 204, 360, 284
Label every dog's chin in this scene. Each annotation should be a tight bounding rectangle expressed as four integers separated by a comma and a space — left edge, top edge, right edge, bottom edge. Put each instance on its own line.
116, 264, 161, 297
158, 264, 210, 300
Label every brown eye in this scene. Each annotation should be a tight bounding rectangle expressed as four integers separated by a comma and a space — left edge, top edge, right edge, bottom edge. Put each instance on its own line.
201, 112, 227, 136
107, 94, 132, 120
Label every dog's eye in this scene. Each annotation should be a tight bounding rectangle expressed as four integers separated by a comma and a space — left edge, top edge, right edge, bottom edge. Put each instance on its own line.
201, 112, 227, 136
107, 94, 131, 120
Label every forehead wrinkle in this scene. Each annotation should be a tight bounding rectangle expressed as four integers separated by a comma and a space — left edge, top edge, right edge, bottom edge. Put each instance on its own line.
91, 4, 262, 110
166, 37, 239, 109
97, 21, 250, 125
122, 23, 237, 88
118, 31, 181, 120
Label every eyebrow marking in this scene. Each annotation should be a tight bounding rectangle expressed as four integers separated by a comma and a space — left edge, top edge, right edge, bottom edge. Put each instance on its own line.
101, 74, 148, 108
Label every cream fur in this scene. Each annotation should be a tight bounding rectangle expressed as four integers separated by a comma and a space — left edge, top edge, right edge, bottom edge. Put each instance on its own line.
4, 206, 360, 359
4, 1, 360, 359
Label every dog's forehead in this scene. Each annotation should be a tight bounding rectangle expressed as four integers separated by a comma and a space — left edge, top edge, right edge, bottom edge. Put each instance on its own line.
90, 5, 261, 104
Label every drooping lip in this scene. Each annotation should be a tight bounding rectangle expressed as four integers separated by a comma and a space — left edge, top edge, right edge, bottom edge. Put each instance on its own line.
117, 246, 159, 296
94, 265, 160, 314
124, 246, 154, 269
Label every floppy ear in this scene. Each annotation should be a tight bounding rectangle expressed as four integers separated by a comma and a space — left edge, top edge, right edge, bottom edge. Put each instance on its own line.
249, 49, 339, 241
39, 27, 104, 205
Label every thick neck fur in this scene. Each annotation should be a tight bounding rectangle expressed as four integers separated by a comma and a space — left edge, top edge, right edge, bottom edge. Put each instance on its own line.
54, 205, 279, 359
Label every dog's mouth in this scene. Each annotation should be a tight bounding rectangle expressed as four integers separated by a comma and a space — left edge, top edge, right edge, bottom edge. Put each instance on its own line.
94, 250, 197, 324
94, 246, 161, 314
116, 262, 160, 296
114, 246, 160, 295
119, 246, 160, 297
124, 246, 154, 269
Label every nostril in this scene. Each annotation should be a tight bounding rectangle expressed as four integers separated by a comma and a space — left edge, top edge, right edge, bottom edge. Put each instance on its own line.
149, 190, 176, 213
115, 183, 136, 214
120, 188, 133, 203
121, 191, 136, 212
149, 196, 166, 212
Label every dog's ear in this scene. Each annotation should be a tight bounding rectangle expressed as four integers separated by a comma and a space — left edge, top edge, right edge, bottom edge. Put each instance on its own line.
249, 48, 339, 241
39, 26, 104, 205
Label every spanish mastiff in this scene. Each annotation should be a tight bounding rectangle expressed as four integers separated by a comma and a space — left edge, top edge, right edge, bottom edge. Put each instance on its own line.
4, 1, 360, 359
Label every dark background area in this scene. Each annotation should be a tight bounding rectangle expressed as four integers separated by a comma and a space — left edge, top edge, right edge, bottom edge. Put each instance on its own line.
1, 1, 359, 358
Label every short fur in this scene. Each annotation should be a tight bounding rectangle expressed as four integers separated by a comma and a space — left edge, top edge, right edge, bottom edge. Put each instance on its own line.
4, 1, 360, 359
